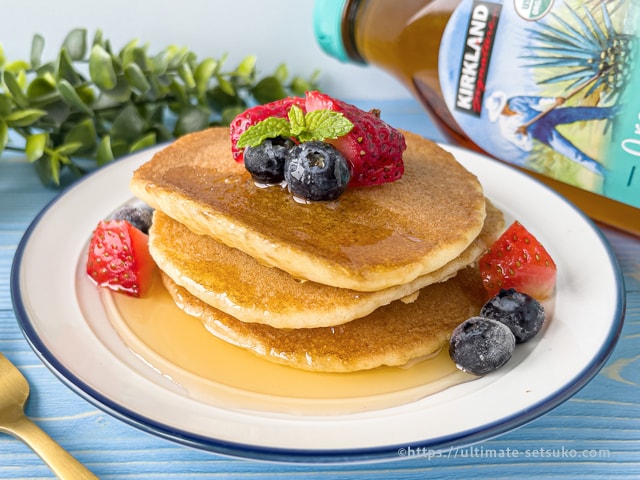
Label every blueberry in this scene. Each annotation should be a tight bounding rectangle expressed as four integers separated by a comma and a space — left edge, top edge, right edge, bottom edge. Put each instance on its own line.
449, 316, 516, 376
480, 288, 545, 343
284, 141, 351, 201
112, 205, 153, 234
244, 136, 295, 184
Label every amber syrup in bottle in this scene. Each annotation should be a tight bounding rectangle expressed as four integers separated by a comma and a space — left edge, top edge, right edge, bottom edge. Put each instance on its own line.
315, 0, 640, 235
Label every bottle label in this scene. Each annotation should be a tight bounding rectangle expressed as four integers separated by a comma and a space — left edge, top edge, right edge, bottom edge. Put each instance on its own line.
439, 0, 640, 208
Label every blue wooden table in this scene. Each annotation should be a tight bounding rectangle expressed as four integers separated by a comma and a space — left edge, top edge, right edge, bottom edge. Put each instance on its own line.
1, 100, 639, 479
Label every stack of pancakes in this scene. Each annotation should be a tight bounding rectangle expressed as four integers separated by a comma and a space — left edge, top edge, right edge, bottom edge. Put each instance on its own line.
130, 127, 504, 372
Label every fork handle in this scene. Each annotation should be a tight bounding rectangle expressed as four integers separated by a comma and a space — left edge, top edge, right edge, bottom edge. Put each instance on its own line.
5, 414, 99, 479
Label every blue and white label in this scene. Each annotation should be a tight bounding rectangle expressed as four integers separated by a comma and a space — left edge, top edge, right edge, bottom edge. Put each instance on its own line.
439, 0, 640, 208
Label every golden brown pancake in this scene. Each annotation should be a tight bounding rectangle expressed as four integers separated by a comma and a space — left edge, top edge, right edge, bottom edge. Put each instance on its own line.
149, 202, 503, 328
131, 127, 486, 292
161, 265, 488, 372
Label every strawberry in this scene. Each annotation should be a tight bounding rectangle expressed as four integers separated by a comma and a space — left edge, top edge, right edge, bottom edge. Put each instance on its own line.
229, 96, 306, 162
304, 91, 406, 187
479, 221, 557, 301
86, 220, 155, 297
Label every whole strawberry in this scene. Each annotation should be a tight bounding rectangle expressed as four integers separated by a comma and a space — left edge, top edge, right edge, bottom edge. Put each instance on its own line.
479, 221, 557, 301
86, 220, 155, 297
229, 96, 306, 162
305, 91, 406, 187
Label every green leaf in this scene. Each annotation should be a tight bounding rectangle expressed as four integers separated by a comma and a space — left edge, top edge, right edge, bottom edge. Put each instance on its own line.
168, 79, 188, 105
56, 48, 81, 85
62, 28, 87, 61
34, 153, 61, 186
237, 108, 352, 147
141, 103, 164, 126
89, 44, 117, 90
110, 138, 130, 159
150, 50, 170, 75
251, 75, 287, 104
144, 74, 162, 99
149, 122, 172, 142
92, 29, 105, 48
76, 84, 96, 106
54, 141, 83, 156
119, 38, 139, 62
0, 94, 13, 116
5, 108, 47, 127
122, 45, 148, 73
290, 70, 320, 96
26, 76, 58, 103
111, 103, 144, 142
42, 99, 71, 127
195, 58, 217, 99
274, 63, 288, 83
99, 78, 132, 103
213, 53, 227, 75
15, 70, 28, 90
35, 61, 55, 78
31, 34, 45, 68
173, 105, 210, 136
96, 135, 114, 165
58, 79, 94, 115
206, 85, 243, 112
178, 62, 196, 89
288, 104, 306, 135
235, 55, 256, 80
129, 132, 156, 153
0, 44, 5, 68
0, 121, 8, 153
64, 118, 97, 153
236, 117, 291, 148
2, 70, 28, 108
298, 110, 353, 142
217, 76, 236, 96
25, 133, 48, 161
124, 63, 151, 94
220, 105, 245, 126
5, 60, 30, 73
166, 45, 189, 69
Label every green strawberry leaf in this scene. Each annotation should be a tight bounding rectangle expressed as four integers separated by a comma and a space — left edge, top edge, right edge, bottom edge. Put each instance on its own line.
236, 117, 291, 148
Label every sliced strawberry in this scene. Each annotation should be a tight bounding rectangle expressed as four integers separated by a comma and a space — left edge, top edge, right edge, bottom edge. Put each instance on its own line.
479, 221, 557, 301
229, 96, 306, 162
86, 220, 155, 297
304, 91, 406, 187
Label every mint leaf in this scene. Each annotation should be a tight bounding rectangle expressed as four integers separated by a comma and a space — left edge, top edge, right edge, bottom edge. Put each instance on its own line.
236, 117, 291, 148
236, 107, 354, 149
288, 104, 306, 136
298, 110, 353, 142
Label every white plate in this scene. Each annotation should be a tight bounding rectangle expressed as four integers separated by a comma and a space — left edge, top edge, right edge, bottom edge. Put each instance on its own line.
11, 143, 624, 463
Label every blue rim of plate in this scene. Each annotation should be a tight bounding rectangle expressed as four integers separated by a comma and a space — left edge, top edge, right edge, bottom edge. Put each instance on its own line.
10, 145, 626, 464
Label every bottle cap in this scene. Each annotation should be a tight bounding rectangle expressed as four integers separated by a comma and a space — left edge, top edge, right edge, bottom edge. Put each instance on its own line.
313, 0, 350, 62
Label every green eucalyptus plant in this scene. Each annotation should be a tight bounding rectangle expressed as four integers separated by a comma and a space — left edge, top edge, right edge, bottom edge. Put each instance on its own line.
0, 28, 319, 186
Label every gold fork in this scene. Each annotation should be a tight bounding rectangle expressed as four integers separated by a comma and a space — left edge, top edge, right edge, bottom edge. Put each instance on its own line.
0, 353, 98, 479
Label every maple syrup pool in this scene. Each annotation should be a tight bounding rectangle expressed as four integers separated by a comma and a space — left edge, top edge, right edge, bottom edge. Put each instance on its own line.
93, 272, 477, 415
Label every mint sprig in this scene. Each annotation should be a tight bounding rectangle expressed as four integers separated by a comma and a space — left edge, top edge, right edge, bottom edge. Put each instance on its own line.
236, 104, 353, 148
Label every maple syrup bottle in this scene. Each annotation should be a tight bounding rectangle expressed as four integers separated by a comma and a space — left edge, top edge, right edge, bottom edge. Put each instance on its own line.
314, 0, 640, 235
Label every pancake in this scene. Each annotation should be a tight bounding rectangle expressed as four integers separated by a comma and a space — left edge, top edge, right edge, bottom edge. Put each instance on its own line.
161, 265, 487, 372
131, 127, 486, 292
149, 201, 504, 328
